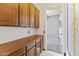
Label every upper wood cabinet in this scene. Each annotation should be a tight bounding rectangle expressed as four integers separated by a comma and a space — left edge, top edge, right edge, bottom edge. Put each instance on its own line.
0, 3, 18, 26
0, 3, 39, 28
19, 3, 30, 27
29, 4, 36, 28
35, 8, 39, 28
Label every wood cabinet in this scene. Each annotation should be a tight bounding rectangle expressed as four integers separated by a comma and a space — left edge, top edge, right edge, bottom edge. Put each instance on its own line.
41, 37, 44, 52
29, 4, 36, 28
35, 8, 39, 28
0, 3, 18, 26
0, 35, 44, 56
19, 3, 39, 28
29, 4, 39, 28
26, 41, 36, 56
19, 3, 30, 27
35, 38, 41, 56
27, 46, 36, 56
0, 3, 39, 28
9, 47, 25, 56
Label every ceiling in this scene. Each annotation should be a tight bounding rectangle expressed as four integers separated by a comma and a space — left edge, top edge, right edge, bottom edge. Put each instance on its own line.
33, 3, 65, 11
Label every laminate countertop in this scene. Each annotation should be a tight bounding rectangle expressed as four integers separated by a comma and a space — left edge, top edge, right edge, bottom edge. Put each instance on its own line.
0, 35, 43, 56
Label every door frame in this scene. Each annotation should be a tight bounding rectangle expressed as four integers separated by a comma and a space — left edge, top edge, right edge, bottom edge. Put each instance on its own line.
45, 8, 63, 54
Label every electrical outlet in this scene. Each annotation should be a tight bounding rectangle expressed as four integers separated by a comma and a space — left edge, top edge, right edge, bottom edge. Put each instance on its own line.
43, 30, 45, 34
28, 30, 30, 34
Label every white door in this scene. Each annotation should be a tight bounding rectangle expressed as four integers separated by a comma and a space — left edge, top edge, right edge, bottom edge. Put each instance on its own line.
47, 15, 62, 53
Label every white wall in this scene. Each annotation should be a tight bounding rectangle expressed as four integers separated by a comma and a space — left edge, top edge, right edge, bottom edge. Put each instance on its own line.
67, 3, 79, 56
67, 4, 74, 56
75, 3, 79, 56
0, 27, 37, 44
64, 3, 79, 56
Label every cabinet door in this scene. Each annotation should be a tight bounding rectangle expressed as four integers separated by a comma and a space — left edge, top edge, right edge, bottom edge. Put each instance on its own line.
29, 4, 36, 28
0, 3, 18, 26
19, 3, 30, 27
41, 37, 44, 52
27, 46, 36, 56
36, 41, 41, 56
35, 8, 39, 28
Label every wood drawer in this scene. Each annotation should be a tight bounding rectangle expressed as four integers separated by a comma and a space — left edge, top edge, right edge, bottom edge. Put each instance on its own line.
26, 41, 35, 51
9, 48, 25, 56
36, 41, 41, 56
27, 46, 36, 56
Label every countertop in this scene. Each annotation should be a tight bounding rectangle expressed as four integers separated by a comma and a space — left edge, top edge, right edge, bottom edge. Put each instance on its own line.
0, 35, 43, 56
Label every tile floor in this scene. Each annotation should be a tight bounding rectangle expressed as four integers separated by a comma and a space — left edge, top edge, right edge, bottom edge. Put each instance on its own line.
40, 51, 63, 56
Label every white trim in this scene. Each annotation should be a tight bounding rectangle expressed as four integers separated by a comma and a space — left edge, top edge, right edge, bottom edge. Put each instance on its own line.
46, 8, 60, 16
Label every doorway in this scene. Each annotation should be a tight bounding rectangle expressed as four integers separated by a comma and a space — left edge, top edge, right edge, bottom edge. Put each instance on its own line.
47, 15, 62, 54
